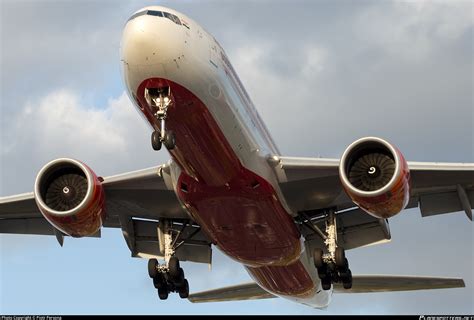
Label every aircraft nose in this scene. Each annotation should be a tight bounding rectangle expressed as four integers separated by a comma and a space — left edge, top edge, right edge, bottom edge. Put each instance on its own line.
121, 13, 184, 66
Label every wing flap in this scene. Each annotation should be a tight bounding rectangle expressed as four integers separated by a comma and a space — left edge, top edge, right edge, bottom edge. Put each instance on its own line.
0, 192, 40, 219
334, 275, 465, 293
0, 217, 55, 236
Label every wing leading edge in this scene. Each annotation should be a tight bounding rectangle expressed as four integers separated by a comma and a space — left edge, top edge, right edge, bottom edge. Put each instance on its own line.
273, 156, 474, 221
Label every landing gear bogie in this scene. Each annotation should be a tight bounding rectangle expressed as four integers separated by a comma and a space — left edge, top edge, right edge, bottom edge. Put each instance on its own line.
312, 209, 353, 291
314, 248, 353, 291
149, 257, 190, 300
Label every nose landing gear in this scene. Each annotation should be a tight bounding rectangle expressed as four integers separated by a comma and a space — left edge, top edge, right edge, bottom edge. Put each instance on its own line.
146, 87, 176, 151
312, 210, 353, 290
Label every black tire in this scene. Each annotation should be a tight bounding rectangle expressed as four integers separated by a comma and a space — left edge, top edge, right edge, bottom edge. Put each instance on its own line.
173, 267, 185, 286
343, 279, 353, 290
151, 131, 162, 151
148, 258, 158, 279
317, 266, 327, 280
321, 277, 332, 291
335, 248, 346, 268
153, 274, 164, 289
158, 287, 169, 300
342, 269, 353, 289
169, 257, 180, 278
313, 248, 324, 269
179, 279, 189, 299
163, 131, 176, 150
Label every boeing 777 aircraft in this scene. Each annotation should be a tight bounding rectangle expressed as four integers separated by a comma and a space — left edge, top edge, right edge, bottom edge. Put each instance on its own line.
1, 6, 472, 309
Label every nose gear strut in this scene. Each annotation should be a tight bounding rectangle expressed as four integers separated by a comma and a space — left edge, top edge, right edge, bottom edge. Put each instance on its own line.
146, 87, 176, 151
312, 209, 353, 290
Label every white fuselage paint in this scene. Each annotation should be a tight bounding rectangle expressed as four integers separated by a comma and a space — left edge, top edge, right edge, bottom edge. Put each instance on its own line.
121, 6, 331, 308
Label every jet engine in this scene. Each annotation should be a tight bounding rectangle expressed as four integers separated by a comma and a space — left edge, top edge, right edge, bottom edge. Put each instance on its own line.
34, 158, 106, 237
339, 137, 410, 218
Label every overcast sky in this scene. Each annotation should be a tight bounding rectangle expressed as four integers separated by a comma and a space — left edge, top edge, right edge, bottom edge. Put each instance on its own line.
0, 0, 473, 315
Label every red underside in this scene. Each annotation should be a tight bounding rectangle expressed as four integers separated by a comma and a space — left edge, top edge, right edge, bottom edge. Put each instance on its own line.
136, 78, 314, 295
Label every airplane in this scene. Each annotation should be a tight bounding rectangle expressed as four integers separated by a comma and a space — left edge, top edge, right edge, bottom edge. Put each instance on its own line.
0, 5, 472, 309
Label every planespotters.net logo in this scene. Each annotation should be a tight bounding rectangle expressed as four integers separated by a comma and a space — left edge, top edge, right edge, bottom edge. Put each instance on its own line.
420, 316, 473, 320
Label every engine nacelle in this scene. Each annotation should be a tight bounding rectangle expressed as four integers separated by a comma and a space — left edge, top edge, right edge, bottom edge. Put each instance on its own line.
339, 137, 410, 219
34, 158, 106, 237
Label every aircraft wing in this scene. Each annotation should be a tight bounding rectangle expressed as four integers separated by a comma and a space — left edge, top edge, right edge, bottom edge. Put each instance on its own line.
332, 275, 465, 293
188, 275, 465, 303
0, 164, 212, 264
274, 156, 473, 250
274, 157, 473, 220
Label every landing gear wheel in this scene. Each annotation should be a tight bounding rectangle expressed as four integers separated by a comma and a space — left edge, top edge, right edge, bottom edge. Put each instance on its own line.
317, 265, 328, 280
148, 258, 158, 279
158, 287, 169, 300
163, 131, 176, 150
151, 131, 162, 151
153, 274, 164, 289
169, 257, 180, 278
178, 279, 189, 299
335, 248, 346, 268
321, 277, 332, 291
313, 248, 324, 269
342, 269, 353, 289
173, 267, 185, 286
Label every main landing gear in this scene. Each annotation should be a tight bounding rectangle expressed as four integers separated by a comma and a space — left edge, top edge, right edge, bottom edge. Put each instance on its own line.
148, 256, 189, 300
313, 210, 353, 290
146, 87, 176, 151
147, 220, 189, 300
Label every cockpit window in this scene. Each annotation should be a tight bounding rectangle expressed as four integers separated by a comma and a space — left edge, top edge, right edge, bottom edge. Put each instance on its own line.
147, 10, 163, 17
163, 12, 182, 25
127, 10, 183, 26
127, 10, 146, 22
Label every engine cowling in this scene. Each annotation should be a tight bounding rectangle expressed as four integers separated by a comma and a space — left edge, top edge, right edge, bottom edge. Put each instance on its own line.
34, 158, 106, 237
339, 137, 410, 219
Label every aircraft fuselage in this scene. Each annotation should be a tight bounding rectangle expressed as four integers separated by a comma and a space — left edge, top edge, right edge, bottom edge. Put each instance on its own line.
121, 6, 330, 308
